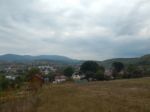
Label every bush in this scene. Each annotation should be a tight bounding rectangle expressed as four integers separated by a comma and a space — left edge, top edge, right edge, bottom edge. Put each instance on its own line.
112, 62, 124, 79
64, 66, 74, 78
0, 75, 9, 91
124, 64, 144, 78
94, 70, 105, 80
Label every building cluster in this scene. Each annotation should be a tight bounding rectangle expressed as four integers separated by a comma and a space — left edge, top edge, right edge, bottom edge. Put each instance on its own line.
0, 62, 119, 84
38, 65, 57, 75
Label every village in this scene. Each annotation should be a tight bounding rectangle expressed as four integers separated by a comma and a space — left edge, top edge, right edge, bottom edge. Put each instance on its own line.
0, 61, 114, 91
0, 62, 107, 85
1, 59, 147, 93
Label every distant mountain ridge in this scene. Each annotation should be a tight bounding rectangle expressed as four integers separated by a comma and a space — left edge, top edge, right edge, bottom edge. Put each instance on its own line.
100, 54, 150, 68
0, 54, 77, 63
0, 54, 150, 66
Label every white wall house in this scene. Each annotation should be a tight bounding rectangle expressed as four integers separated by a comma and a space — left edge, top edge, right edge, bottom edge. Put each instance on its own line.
72, 74, 81, 80
72, 72, 85, 80
104, 69, 114, 79
5, 75, 17, 80
53, 75, 67, 84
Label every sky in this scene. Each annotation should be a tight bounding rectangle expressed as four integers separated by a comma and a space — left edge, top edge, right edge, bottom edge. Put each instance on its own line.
0, 0, 150, 60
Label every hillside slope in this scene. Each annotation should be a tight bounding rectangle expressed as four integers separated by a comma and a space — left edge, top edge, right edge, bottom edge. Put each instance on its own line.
100, 54, 150, 68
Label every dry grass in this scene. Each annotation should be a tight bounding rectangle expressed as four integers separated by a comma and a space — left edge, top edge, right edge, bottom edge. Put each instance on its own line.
1, 77, 150, 112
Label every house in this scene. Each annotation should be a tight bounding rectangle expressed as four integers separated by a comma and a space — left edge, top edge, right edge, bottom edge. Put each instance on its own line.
5, 75, 18, 80
38, 65, 57, 75
72, 71, 85, 80
72, 74, 81, 80
105, 69, 112, 75
53, 75, 67, 84
104, 69, 114, 79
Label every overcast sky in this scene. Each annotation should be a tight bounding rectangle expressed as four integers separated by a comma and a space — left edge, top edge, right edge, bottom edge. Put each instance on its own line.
0, 0, 150, 60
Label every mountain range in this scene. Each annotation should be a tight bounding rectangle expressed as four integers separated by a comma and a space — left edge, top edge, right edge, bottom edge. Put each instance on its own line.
0, 54, 77, 63
0, 54, 150, 67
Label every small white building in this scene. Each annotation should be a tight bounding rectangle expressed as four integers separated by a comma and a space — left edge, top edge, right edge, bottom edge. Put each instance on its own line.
104, 69, 114, 79
72, 72, 85, 80
38, 65, 57, 75
53, 75, 67, 84
44, 69, 49, 75
105, 69, 112, 76
72, 74, 81, 80
5, 75, 17, 80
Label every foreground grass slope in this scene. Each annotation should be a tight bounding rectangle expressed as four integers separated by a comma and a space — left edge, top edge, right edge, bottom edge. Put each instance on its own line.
1, 78, 150, 112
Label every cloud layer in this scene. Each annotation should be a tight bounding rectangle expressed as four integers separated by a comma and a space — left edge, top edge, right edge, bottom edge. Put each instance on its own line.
0, 0, 150, 60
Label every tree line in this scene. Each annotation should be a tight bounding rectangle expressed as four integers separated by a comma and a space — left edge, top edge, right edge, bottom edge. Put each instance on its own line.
63, 61, 147, 81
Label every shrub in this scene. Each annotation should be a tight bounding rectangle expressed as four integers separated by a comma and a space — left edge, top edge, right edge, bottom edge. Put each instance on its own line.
94, 70, 105, 80
0, 75, 9, 91
64, 66, 74, 78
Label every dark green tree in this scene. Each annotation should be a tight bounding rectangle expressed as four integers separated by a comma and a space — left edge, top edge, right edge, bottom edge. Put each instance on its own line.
15, 76, 23, 88
29, 68, 40, 75
125, 64, 143, 78
80, 61, 105, 81
0, 75, 9, 91
47, 72, 55, 82
94, 70, 105, 80
63, 66, 74, 78
80, 61, 100, 73
112, 62, 124, 78
26, 67, 41, 80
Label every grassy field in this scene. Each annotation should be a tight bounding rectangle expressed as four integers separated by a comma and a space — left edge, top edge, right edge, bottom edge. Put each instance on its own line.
0, 77, 150, 112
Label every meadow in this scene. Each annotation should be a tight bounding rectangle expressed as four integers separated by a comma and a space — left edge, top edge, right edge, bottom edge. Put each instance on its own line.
0, 77, 150, 112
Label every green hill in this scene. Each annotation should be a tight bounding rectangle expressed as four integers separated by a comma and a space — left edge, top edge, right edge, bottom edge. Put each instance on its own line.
100, 54, 150, 68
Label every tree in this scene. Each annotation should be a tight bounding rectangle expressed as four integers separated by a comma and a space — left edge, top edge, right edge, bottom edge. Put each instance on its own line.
125, 64, 143, 78
112, 62, 124, 78
94, 70, 105, 80
0, 75, 9, 91
63, 66, 74, 78
47, 72, 55, 82
112, 62, 124, 73
80, 61, 100, 73
80, 61, 105, 81
28, 68, 40, 75
15, 76, 23, 88
26, 68, 41, 80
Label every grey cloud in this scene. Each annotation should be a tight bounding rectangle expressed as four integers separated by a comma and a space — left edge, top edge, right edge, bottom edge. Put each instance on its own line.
0, 0, 150, 60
